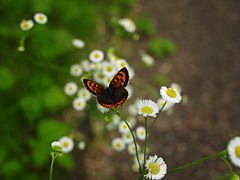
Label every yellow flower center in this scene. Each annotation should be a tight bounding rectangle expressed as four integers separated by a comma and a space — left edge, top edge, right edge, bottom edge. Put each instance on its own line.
94, 53, 100, 59
235, 146, 240, 158
22, 21, 29, 28
97, 73, 104, 79
74, 68, 79, 72
68, 86, 73, 91
113, 57, 119, 62
62, 141, 69, 148
82, 92, 86, 97
77, 102, 82, 106
166, 88, 177, 98
126, 134, 131, 139
106, 66, 113, 72
120, 62, 125, 67
149, 162, 160, 175
140, 130, 145, 135
116, 142, 122, 148
38, 15, 44, 21
141, 106, 153, 114
123, 124, 127, 129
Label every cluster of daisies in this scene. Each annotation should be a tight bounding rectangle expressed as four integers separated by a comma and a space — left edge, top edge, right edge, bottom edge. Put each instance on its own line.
51, 136, 86, 153
20, 12, 48, 31
109, 85, 182, 179
64, 47, 134, 112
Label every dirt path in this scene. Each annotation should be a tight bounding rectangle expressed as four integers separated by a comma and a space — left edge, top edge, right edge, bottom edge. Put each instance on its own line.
136, 0, 240, 179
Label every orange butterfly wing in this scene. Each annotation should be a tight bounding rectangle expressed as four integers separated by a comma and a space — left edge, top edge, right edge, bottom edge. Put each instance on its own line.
83, 67, 129, 108
109, 67, 129, 89
83, 79, 104, 95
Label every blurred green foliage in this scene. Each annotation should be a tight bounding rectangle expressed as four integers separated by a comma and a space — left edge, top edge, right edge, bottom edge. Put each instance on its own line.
0, 0, 176, 179
149, 37, 176, 57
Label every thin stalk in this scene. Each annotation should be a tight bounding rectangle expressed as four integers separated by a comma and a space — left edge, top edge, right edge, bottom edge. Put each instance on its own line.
148, 101, 167, 133
50, 152, 58, 180
221, 156, 234, 174
167, 150, 227, 172
142, 117, 148, 179
111, 108, 142, 174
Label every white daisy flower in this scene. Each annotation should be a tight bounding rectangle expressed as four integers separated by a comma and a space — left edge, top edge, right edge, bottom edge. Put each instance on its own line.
128, 143, 140, 155
136, 99, 159, 118
115, 59, 129, 70
141, 53, 154, 67
81, 59, 91, 72
126, 116, 137, 127
102, 76, 112, 87
128, 104, 138, 116
111, 114, 121, 126
73, 97, 86, 111
78, 141, 86, 151
51, 141, 62, 152
72, 38, 85, 49
136, 126, 146, 141
126, 85, 133, 99
97, 104, 109, 113
59, 136, 74, 153
90, 62, 102, 70
118, 18, 136, 33
157, 98, 174, 112
33, 13, 48, 24
109, 54, 120, 64
89, 50, 104, 63
112, 138, 126, 152
93, 70, 105, 83
134, 153, 144, 165
122, 132, 134, 144
20, 19, 34, 31
78, 88, 91, 101
160, 86, 181, 104
128, 66, 135, 80
118, 121, 130, 134
106, 123, 115, 131
102, 62, 117, 77
228, 136, 240, 168
64, 82, 78, 96
132, 162, 140, 172
70, 64, 83, 77
170, 83, 182, 93
145, 155, 167, 180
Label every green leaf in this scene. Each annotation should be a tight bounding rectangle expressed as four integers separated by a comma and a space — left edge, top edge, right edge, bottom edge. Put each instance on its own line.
19, 95, 43, 123
136, 16, 155, 36
42, 85, 67, 112
0, 67, 15, 91
149, 38, 176, 57
153, 74, 169, 86
1, 159, 23, 177
56, 153, 74, 170
28, 138, 50, 167
37, 119, 68, 142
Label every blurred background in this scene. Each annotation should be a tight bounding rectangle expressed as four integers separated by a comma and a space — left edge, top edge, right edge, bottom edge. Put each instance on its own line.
0, 0, 239, 179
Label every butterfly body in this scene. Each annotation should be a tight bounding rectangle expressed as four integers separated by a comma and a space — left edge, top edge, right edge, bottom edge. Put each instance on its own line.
83, 67, 129, 108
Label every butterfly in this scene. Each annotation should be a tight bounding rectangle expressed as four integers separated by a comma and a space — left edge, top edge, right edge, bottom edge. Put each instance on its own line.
83, 67, 129, 108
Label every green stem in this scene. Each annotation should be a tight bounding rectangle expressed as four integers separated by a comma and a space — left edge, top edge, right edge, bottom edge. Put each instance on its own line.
167, 150, 227, 172
221, 156, 234, 174
209, 171, 240, 180
142, 117, 148, 179
50, 152, 58, 180
110, 108, 142, 174
148, 101, 167, 133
